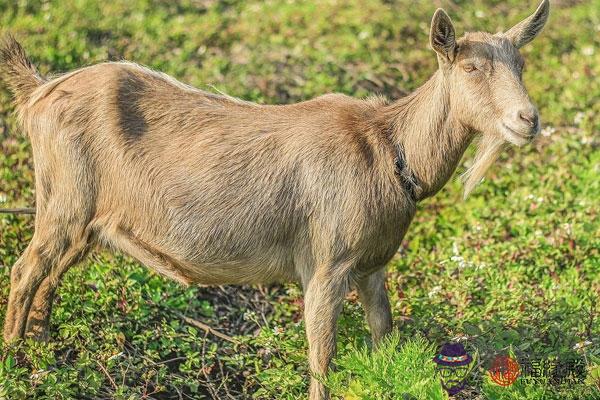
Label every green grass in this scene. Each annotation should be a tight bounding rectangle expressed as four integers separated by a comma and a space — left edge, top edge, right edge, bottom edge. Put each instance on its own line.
0, 0, 599, 399
325, 333, 446, 400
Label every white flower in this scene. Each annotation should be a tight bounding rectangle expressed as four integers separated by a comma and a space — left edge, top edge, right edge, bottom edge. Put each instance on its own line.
449, 242, 474, 269
574, 112, 586, 125
581, 136, 594, 145
582, 46, 594, 56
243, 311, 257, 321
428, 286, 442, 298
573, 340, 592, 350
451, 255, 468, 269
272, 326, 284, 336
541, 126, 555, 137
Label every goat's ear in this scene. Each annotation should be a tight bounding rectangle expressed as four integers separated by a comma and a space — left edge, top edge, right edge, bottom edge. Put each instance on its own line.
430, 8, 457, 64
505, 0, 550, 49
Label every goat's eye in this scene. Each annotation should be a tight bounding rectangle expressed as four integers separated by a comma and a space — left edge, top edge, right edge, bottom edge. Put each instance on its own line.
463, 64, 477, 73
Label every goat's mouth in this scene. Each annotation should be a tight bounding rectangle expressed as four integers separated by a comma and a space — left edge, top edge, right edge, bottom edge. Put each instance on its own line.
501, 123, 536, 146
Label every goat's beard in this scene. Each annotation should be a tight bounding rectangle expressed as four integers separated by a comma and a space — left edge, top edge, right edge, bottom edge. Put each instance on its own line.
461, 133, 507, 199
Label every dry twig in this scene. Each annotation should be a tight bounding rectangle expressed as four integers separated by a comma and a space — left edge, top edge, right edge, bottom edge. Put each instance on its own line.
179, 313, 240, 345
95, 360, 118, 391
0, 207, 35, 214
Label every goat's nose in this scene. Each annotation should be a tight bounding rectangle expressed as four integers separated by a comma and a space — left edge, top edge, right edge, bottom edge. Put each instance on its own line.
518, 109, 538, 128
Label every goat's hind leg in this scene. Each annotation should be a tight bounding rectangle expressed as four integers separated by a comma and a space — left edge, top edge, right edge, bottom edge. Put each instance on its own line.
3, 211, 92, 342
24, 243, 90, 340
24, 213, 93, 340
4, 150, 94, 341
5, 120, 98, 341
24, 276, 56, 340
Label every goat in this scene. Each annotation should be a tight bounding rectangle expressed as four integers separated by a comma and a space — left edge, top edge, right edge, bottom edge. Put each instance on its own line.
0, 1, 549, 398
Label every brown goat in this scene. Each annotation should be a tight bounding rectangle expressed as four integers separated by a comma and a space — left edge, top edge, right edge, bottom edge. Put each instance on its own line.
0, 2, 549, 398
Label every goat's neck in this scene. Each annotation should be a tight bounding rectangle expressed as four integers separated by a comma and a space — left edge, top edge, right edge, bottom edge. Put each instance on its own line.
385, 70, 474, 199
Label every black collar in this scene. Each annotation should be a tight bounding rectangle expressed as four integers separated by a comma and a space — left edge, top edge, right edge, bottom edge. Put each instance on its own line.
394, 144, 421, 202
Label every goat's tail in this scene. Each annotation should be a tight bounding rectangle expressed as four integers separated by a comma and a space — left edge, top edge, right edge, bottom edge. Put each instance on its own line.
0, 34, 45, 109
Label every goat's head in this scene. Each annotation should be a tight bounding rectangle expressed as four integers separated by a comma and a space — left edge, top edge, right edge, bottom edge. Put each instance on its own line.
427, 1, 549, 197
430, 0, 549, 146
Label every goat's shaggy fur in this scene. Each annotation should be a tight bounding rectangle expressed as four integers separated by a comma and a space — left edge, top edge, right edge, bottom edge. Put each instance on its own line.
0, 1, 549, 398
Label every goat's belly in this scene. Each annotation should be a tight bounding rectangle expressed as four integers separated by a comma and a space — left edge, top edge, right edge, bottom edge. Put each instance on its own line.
185, 258, 298, 286
183, 242, 300, 285
102, 220, 300, 286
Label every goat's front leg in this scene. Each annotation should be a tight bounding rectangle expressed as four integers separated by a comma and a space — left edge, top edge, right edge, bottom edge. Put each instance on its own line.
303, 266, 349, 400
356, 269, 392, 346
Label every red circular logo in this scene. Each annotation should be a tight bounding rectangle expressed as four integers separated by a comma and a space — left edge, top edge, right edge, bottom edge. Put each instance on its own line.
488, 355, 520, 387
